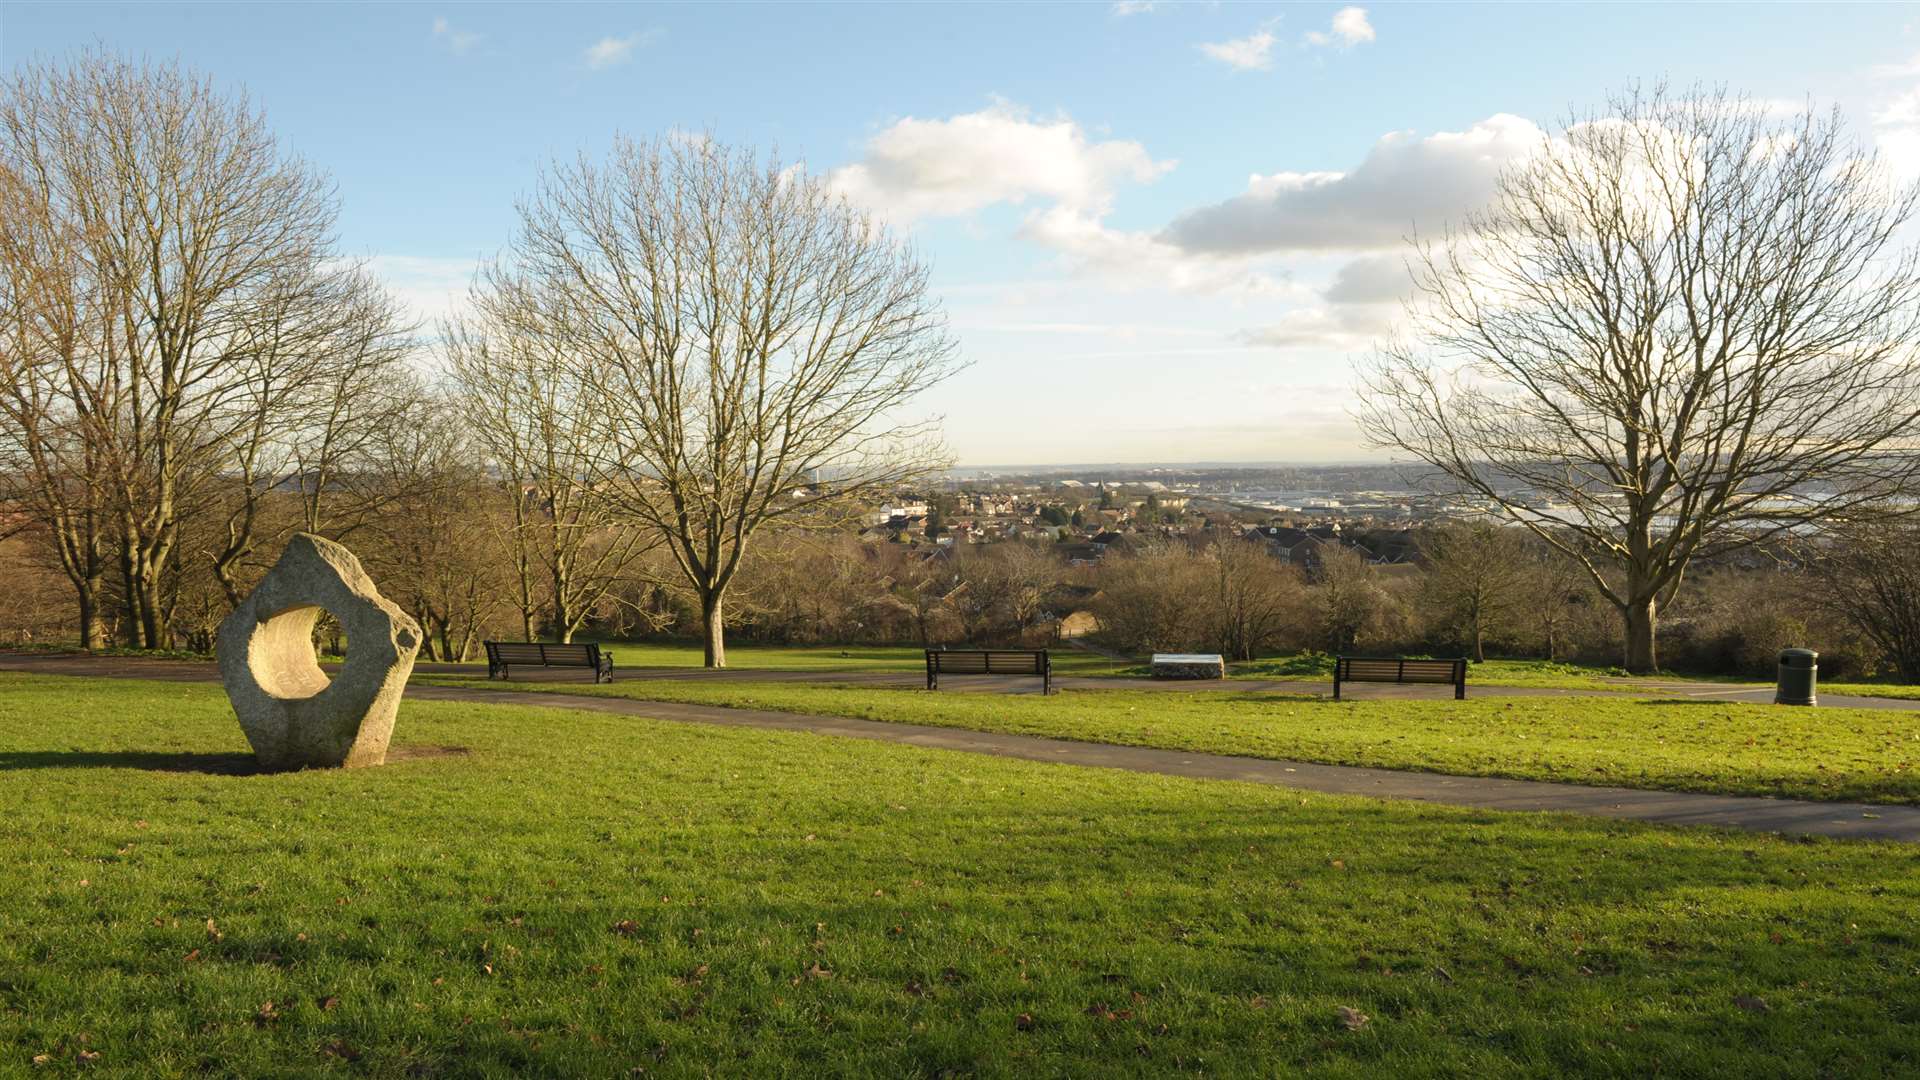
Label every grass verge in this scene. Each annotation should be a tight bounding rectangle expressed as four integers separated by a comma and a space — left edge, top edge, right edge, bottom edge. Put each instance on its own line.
421, 678, 1920, 806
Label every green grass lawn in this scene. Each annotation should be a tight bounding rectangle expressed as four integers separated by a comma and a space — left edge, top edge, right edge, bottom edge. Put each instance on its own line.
421, 678, 1920, 806
3, 672, 1918, 1076
568, 640, 1135, 676
508, 642, 1920, 698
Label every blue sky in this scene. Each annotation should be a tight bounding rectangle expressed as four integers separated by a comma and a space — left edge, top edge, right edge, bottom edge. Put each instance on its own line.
5, 2, 1919, 465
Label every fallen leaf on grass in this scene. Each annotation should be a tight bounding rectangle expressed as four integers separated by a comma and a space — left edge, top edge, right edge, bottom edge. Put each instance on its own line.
1337, 1006, 1370, 1031
182, 949, 200, 963
1734, 995, 1770, 1013
319, 996, 340, 1011
789, 962, 832, 985
30, 1054, 50, 1067
1015, 1013, 1035, 1031
611, 920, 641, 936
75, 1051, 99, 1066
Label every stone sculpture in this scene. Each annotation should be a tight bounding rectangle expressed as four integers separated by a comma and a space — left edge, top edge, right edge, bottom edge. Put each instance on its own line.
217, 533, 422, 770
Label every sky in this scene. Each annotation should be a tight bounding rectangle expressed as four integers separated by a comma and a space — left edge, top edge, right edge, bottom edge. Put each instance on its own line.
5, 1, 1920, 466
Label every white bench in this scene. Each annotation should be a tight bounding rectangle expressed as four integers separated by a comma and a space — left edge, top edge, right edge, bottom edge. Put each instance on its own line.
1150, 653, 1226, 680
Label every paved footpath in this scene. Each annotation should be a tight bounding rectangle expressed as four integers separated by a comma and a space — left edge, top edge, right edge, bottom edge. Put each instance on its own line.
6, 652, 1920, 843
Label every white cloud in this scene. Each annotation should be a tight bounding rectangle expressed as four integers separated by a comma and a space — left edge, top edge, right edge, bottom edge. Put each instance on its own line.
1304, 7, 1375, 48
1110, 0, 1159, 15
1019, 205, 1287, 295
1875, 87, 1920, 175
431, 16, 483, 55
827, 103, 1289, 295
1872, 52, 1920, 79
1322, 252, 1408, 305
828, 102, 1174, 224
363, 254, 481, 328
584, 32, 656, 70
1199, 28, 1278, 71
1163, 113, 1542, 254
1233, 303, 1394, 350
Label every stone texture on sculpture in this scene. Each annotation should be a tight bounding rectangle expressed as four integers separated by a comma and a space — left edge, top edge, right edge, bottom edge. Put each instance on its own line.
217, 534, 421, 770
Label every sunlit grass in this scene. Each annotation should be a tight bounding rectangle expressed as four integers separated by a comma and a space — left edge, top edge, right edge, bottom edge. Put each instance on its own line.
424, 677, 1920, 806
4, 672, 1919, 1076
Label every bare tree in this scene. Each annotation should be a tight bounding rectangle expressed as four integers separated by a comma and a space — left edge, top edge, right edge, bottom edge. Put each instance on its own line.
0, 150, 113, 647
0, 50, 414, 647
360, 394, 510, 662
1359, 86, 1920, 672
1313, 545, 1390, 654
1091, 540, 1209, 654
495, 135, 958, 666
1205, 540, 1304, 661
1804, 522, 1920, 682
1417, 521, 1531, 662
445, 285, 656, 643
1525, 540, 1595, 663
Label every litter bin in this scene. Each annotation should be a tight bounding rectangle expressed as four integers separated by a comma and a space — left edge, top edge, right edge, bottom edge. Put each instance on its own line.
1775, 648, 1818, 706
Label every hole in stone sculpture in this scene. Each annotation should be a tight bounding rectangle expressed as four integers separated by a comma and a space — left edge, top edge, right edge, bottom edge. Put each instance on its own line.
247, 604, 335, 700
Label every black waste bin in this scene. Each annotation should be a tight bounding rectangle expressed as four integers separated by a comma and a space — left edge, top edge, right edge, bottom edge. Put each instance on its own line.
1775, 648, 1817, 706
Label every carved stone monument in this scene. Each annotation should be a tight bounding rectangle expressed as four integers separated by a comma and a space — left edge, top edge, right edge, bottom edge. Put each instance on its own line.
217, 534, 422, 770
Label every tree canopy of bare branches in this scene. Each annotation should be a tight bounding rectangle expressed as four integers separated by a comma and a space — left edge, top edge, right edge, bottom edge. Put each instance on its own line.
1804, 522, 1920, 682
0, 50, 413, 647
488, 135, 959, 666
445, 291, 657, 644
1359, 86, 1920, 672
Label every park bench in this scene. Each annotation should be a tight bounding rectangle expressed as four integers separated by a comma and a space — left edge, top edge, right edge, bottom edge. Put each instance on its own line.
925, 648, 1052, 695
1333, 656, 1467, 700
483, 641, 615, 683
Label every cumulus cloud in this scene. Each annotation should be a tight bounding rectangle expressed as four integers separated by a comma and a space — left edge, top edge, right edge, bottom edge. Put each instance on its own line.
1304, 6, 1375, 48
584, 32, 657, 70
1874, 88, 1920, 176
431, 17, 482, 55
1233, 303, 1394, 350
826, 103, 1291, 294
828, 102, 1174, 224
1162, 113, 1542, 254
1322, 252, 1409, 305
1019, 205, 1286, 295
1199, 28, 1278, 71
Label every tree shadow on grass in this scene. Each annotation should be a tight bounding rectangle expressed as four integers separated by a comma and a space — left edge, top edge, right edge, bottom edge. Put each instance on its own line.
0, 749, 261, 774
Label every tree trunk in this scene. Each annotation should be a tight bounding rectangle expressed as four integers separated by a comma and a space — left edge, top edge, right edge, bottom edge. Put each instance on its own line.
701, 590, 727, 668
76, 584, 104, 651
1472, 624, 1486, 663
552, 546, 577, 643
1623, 596, 1657, 674
137, 576, 165, 650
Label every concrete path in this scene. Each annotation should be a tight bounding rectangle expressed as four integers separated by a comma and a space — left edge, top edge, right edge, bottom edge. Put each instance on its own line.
6, 651, 1920, 842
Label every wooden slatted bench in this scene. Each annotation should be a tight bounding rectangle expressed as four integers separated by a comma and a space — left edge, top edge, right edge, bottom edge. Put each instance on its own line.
926, 648, 1052, 695
484, 641, 615, 683
1334, 656, 1467, 700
